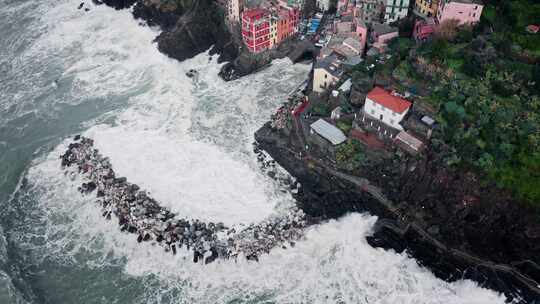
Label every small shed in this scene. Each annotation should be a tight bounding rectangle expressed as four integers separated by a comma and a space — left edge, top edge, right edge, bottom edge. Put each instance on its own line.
338, 79, 352, 92
395, 131, 424, 155
310, 119, 347, 145
331, 106, 342, 120
421, 115, 435, 126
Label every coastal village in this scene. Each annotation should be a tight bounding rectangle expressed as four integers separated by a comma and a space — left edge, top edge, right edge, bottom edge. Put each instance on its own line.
215, 0, 485, 164
56, 1, 540, 301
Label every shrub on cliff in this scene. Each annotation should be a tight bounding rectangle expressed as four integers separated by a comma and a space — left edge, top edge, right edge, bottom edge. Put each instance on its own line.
336, 139, 365, 170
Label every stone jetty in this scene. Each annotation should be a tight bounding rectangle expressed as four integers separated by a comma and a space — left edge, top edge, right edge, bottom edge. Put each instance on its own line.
60, 135, 306, 264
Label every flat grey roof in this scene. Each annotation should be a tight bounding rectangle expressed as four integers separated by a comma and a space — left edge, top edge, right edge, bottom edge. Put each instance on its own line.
421, 115, 435, 126
310, 119, 347, 145
343, 55, 363, 66
339, 78, 352, 91
372, 23, 398, 35
314, 55, 343, 78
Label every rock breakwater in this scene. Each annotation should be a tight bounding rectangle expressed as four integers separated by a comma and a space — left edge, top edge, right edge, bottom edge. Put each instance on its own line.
60, 136, 306, 263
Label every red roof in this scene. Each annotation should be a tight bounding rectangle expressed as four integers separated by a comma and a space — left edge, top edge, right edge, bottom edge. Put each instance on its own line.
527, 24, 540, 33
367, 87, 412, 114
243, 8, 269, 19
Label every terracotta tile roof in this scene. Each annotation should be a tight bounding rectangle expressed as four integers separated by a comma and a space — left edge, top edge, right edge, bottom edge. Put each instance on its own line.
243, 8, 269, 19
367, 87, 412, 114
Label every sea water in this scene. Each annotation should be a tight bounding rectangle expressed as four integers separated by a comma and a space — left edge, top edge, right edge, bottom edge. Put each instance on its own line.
0, 0, 507, 303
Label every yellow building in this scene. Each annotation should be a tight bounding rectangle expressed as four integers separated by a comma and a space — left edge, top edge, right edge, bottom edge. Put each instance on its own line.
415, 0, 439, 17
313, 56, 343, 94
269, 15, 278, 49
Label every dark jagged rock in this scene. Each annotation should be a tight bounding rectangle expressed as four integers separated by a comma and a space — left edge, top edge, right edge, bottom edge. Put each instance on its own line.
100, 0, 236, 67
218, 39, 315, 81
97, 0, 137, 10
155, 2, 233, 63
132, 0, 181, 31
60, 136, 307, 264
254, 122, 540, 304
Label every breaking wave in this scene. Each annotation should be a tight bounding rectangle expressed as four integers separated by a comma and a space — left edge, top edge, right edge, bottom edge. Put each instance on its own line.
1, 0, 507, 303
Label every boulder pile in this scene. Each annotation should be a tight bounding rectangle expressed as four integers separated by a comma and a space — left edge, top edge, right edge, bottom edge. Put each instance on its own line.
60, 136, 306, 263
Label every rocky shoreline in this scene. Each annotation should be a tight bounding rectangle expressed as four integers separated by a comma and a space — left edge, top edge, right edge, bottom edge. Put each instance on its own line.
254, 122, 540, 304
60, 136, 307, 263
78, 1, 539, 302
94, 0, 314, 81
93, 0, 238, 65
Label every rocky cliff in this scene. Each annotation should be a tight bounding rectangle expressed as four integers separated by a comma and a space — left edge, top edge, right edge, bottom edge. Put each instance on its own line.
98, 0, 237, 63
255, 122, 540, 304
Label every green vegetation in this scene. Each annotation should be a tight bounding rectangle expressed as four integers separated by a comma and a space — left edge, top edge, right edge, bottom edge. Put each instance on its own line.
336, 117, 353, 134
432, 69, 540, 203
311, 102, 331, 116
482, 0, 540, 56
347, 1, 540, 205
336, 139, 366, 170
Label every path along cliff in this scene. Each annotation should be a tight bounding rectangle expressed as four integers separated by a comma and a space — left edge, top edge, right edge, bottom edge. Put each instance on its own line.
254, 121, 540, 304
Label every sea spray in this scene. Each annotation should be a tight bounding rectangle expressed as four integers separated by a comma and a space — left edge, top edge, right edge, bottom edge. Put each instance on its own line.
60, 136, 307, 263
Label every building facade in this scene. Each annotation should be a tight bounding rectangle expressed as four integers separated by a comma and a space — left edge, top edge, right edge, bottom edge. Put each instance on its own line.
436, 0, 483, 25
354, 17, 368, 53
356, 0, 383, 24
363, 87, 411, 130
383, 0, 410, 23
316, 0, 332, 12
242, 8, 271, 53
414, 0, 439, 17
227, 0, 244, 24
269, 15, 279, 48
313, 56, 343, 93
413, 17, 436, 41
370, 23, 399, 51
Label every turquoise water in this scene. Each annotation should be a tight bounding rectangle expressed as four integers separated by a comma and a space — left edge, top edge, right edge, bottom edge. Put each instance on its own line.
0, 1, 508, 303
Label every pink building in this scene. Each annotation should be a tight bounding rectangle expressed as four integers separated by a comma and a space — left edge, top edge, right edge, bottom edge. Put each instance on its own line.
436, 0, 483, 25
413, 18, 436, 42
371, 23, 398, 52
354, 18, 368, 53
242, 8, 271, 53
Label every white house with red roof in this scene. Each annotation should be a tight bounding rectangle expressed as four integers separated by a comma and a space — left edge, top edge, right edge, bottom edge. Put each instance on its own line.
363, 87, 412, 130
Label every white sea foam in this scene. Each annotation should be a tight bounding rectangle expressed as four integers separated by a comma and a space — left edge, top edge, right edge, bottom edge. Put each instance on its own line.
25, 154, 506, 303
18, 0, 507, 302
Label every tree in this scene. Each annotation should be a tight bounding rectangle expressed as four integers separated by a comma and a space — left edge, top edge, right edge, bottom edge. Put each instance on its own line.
435, 19, 460, 41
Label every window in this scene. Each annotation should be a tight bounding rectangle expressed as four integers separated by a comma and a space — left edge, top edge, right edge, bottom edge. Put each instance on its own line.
390, 119, 394, 124
392, 112, 396, 116
371, 110, 375, 115
324, 74, 328, 79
